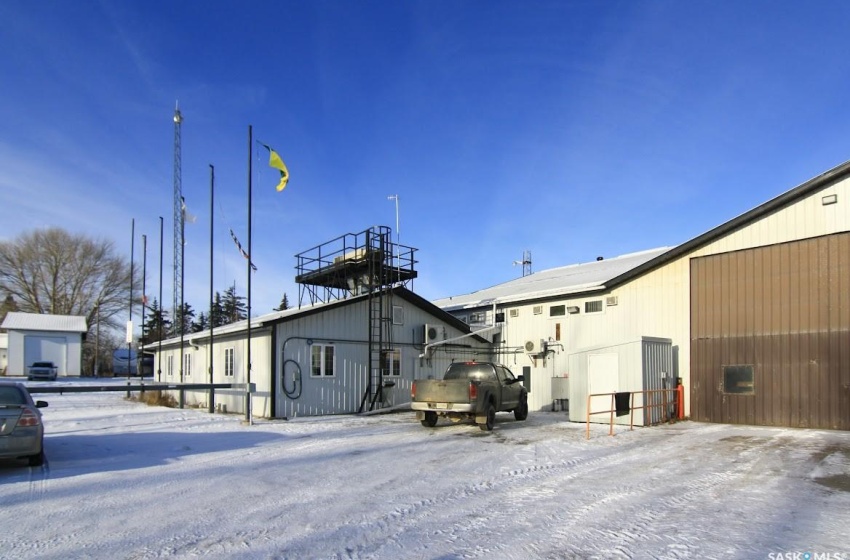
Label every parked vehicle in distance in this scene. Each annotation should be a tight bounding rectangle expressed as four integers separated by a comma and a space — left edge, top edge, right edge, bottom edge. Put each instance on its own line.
0, 381, 48, 466
112, 349, 155, 377
411, 361, 529, 431
27, 361, 58, 381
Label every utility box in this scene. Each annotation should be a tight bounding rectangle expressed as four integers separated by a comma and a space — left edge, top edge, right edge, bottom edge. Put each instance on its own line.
568, 337, 673, 426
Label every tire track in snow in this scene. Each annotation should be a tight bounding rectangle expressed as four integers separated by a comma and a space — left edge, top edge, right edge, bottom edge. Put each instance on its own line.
327, 438, 652, 559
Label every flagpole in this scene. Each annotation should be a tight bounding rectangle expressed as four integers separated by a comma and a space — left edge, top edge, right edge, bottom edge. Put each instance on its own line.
209, 164, 215, 413
141, 233, 147, 383
158, 216, 163, 382
246, 125, 253, 424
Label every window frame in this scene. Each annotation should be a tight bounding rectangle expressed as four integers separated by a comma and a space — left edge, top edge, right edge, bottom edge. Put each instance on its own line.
224, 347, 235, 377
584, 300, 604, 314
310, 344, 336, 377
183, 352, 192, 378
382, 349, 402, 377
723, 364, 755, 395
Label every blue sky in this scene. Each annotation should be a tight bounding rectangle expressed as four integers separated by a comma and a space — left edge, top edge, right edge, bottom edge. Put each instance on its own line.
2, 1, 850, 322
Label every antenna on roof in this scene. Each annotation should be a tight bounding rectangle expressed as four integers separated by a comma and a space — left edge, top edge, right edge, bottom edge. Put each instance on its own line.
512, 250, 532, 277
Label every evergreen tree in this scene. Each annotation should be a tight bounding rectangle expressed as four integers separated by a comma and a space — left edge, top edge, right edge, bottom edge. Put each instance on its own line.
221, 285, 247, 324
193, 312, 209, 333
274, 293, 290, 312
210, 291, 225, 328
172, 302, 196, 336
141, 299, 171, 344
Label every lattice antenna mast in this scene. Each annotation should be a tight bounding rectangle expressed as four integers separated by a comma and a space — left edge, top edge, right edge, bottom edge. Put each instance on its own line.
172, 103, 184, 321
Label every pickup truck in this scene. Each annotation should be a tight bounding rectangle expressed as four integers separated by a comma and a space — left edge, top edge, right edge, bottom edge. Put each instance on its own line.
27, 361, 58, 381
411, 361, 528, 431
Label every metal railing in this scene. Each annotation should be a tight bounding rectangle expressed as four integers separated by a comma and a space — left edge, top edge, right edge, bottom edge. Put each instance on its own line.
27, 382, 250, 414
585, 388, 680, 440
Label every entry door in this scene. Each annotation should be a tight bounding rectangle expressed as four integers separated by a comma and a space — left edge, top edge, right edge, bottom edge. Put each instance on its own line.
588, 353, 619, 413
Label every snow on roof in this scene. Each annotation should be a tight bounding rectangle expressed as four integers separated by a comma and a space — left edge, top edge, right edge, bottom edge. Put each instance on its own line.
433, 247, 672, 310
1, 312, 88, 333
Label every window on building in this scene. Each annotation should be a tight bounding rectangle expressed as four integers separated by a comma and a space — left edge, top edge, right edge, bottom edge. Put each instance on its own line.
311, 344, 335, 377
549, 305, 565, 317
585, 300, 603, 313
224, 348, 234, 377
509, 309, 519, 318
167, 355, 173, 377
383, 349, 401, 376
724, 365, 754, 394
183, 353, 192, 378
533, 305, 543, 315
469, 312, 485, 324
392, 305, 404, 325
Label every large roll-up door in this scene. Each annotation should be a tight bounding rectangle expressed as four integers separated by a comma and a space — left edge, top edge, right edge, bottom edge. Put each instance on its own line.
690, 232, 850, 430
24, 335, 67, 374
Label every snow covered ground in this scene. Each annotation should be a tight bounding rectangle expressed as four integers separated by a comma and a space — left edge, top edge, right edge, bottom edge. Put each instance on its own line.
1, 379, 848, 560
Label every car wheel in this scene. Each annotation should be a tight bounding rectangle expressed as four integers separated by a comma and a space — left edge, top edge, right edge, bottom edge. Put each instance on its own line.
479, 402, 496, 431
420, 411, 438, 428
28, 450, 45, 467
514, 395, 529, 421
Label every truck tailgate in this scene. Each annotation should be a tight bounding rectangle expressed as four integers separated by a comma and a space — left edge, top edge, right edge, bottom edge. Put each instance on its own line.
414, 379, 471, 404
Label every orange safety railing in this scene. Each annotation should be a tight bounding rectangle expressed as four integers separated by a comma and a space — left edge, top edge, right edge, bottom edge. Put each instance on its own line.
585, 388, 680, 440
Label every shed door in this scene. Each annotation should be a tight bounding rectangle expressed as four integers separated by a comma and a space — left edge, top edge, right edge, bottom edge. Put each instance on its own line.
24, 335, 67, 373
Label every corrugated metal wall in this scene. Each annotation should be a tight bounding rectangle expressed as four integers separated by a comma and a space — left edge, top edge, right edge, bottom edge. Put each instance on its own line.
690, 232, 850, 430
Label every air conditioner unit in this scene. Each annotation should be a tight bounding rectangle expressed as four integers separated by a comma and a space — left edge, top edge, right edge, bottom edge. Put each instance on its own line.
606, 296, 619, 306
423, 324, 441, 343
524, 339, 547, 354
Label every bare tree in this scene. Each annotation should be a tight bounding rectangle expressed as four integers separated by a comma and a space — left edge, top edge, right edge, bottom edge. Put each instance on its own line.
0, 228, 136, 332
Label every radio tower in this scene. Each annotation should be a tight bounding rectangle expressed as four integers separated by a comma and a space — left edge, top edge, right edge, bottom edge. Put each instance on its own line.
172, 103, 183, 327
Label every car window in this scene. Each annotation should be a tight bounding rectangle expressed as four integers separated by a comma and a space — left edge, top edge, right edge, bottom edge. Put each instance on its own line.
444, 363, 495, 381
0, 386, 26, 405
498, 367, 516, 383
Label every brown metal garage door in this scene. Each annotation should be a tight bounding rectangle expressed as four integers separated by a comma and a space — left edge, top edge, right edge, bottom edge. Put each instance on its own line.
690, 232, 850, 430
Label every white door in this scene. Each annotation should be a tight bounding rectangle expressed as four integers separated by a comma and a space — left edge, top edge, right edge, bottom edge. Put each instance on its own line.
588, 353, 619, 415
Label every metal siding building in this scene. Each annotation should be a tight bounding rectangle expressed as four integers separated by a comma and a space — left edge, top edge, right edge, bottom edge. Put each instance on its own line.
0, 312, 88, 377
436, 161, 850, 430
148, 287, 492, 419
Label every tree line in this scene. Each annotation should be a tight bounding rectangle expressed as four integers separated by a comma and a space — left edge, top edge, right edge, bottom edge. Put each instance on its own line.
1, 228, 291, 372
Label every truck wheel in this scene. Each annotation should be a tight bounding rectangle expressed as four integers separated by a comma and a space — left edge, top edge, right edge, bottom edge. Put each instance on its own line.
514, 396, 529, 421
479, 403, 496, 431
421, 411, 438, 428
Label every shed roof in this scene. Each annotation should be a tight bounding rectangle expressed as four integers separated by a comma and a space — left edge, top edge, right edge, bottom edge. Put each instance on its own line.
1, 312, 88, 333
433, 247, 672, 311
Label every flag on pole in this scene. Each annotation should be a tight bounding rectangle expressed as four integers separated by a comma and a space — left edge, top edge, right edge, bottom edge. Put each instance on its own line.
230, 228, 257, 271
181, 197, 197, 223
260, 143, 289, 191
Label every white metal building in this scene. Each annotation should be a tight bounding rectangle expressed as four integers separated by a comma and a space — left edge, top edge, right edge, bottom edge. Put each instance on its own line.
436, 160, 850, 430
0, 312, 88, 377
148, 287, 492, 419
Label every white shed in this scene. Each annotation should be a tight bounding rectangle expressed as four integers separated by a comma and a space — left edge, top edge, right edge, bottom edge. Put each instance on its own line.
1, 312, 88, 377
567, 337, 674, 426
